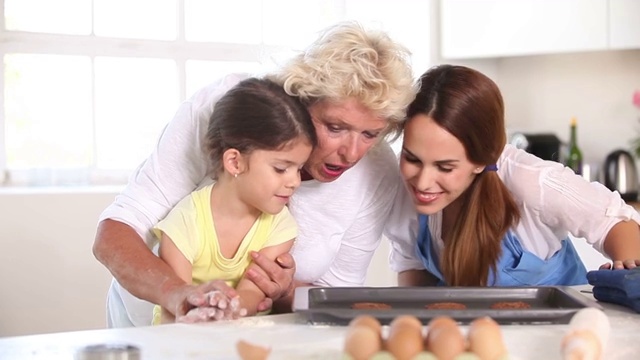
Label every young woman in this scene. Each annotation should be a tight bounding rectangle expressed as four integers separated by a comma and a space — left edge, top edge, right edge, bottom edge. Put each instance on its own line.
93, 21, 419, 327
152, 78, 316, 324
391, 65, 640, 287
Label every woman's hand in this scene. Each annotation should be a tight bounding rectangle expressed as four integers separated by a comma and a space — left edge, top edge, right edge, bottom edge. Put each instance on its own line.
165, 279, 241, 321
244, 251, 296, 312
176, 290, 248, 323
599, 259, 640, 270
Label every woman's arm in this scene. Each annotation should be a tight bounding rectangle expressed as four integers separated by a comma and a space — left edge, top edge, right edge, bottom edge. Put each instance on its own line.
235, 240, 295, 316
157, 233, 194, 323
502, 146, 640, 266
600, 220, 640, 269
398, 269, 439, 286
94, 220, 201, 318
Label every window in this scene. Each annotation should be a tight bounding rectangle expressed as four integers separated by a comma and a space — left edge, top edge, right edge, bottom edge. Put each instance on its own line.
1, 0, 342, 186
1, 0, 432, 187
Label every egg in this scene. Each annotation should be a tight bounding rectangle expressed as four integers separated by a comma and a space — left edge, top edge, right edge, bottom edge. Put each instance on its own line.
425, 316, 466, 360
427, 316, 459, 331
235, 339, 271, 360
467, 316, 507, 360
389, 315, 424, 333
344, 325, 383, 360
385, 320, 424, 360
349, 314, 383, 338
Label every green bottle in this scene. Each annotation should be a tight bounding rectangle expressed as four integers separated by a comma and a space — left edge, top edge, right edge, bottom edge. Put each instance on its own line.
566, 117, 583, 175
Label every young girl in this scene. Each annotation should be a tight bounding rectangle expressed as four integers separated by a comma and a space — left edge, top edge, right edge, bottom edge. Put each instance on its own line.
152, 78, 316, 323
391, 65, 640, 287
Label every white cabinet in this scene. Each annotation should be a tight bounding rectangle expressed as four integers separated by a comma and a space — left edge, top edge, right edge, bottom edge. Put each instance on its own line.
440, 0, 638, 59
609, 0, 640, 49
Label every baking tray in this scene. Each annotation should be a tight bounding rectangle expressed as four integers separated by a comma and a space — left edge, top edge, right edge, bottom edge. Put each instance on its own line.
293, 286, 601, 325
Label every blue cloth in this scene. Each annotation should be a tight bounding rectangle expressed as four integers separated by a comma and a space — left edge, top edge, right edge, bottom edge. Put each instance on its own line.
587, 268, 640, 313
415, 214, 588, 286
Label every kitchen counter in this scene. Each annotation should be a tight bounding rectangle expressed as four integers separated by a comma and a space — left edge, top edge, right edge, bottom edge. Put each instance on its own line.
0, 286, 638, 360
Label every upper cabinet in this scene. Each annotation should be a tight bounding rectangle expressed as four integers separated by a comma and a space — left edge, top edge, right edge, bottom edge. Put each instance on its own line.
609, 0, 640, 49
440, 0, 639, 59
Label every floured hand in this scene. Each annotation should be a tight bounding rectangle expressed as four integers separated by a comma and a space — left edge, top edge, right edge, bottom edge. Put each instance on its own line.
177, 290, 248, 323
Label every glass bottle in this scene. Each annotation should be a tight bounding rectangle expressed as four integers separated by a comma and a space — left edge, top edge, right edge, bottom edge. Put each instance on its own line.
566, 117, 583, 175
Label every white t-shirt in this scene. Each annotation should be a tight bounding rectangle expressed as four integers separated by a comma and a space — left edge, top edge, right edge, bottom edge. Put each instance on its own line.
99, 73, 418, 327
389, 144, 640, 273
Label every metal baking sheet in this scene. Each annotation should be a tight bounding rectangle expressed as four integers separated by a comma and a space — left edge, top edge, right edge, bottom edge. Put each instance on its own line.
292, 286, 602, 325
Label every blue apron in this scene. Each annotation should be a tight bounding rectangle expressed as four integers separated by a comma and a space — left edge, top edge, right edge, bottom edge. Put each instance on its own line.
415, 214, 588, 286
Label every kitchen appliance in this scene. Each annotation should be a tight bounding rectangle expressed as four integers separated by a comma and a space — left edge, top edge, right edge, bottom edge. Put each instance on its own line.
603, 149, 639, 202
509, 133, 562, 162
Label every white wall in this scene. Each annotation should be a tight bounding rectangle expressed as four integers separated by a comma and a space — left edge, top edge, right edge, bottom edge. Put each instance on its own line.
498, 49, 640, 165
0, 189, 117, 337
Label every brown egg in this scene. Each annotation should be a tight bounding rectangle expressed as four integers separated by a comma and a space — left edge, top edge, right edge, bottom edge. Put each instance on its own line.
236, 339, 271, 360
385, 321, 424, 360
467, 317, 507, 360
349, 315, 383, 338
344, 325, 383, 360
389, 315, 424, 333
425, 316, 466, 360
427, 316, 458, 331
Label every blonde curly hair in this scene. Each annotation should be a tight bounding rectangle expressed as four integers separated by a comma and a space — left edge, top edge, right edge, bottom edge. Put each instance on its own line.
266, 21, 418, 139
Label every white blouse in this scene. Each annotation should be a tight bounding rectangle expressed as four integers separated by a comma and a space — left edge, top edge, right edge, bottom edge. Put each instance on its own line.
389, 144, 640, 273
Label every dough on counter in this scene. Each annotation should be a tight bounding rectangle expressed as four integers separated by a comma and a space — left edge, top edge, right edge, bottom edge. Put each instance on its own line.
425, 302, 467, 310
350, 302, 392, 310
490, 301, 531, 309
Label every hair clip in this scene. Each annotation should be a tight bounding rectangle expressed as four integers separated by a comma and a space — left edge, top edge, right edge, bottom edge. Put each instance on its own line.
484, 164, 498, 172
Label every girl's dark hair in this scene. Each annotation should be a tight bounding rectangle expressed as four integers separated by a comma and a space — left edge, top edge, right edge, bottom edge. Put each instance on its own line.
205, 78, 317, 178
408, 65, 521, 286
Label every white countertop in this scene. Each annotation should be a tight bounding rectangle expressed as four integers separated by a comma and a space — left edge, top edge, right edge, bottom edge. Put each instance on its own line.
1, 286, 639, 360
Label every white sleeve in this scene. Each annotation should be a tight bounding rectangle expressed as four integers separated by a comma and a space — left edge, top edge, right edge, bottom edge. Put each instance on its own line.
312, 144, 406, 287
502, 145, 640, 255
98, 74, 246, 246
387, 182, 423, 273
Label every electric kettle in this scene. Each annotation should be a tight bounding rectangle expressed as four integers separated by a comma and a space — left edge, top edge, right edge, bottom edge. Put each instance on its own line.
603, 149, 639, 202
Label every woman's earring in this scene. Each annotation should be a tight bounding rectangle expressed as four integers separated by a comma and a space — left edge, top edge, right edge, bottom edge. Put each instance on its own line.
234, 173, 238, 178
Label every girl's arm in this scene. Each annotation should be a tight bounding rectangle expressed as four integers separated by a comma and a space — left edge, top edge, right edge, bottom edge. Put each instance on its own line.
236, 240, 295, 316
601, 220, 640, 269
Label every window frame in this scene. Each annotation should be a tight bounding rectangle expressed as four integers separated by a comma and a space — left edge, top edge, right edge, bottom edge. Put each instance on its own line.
0, 0, 291, 186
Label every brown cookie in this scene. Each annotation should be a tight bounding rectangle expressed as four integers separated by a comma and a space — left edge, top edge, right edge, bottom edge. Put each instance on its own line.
425, 302, 467, 310
490, 301, 531, 309
350, 302, 392, 310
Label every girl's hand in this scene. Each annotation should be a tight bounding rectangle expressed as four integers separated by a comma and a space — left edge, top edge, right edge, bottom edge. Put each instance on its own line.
176, 291, 248, 323
598, 259, 640, 270
166, 280, 241, 321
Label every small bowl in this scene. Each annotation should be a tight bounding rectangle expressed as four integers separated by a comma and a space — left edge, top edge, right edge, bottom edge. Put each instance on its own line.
75, 343, 141, 360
